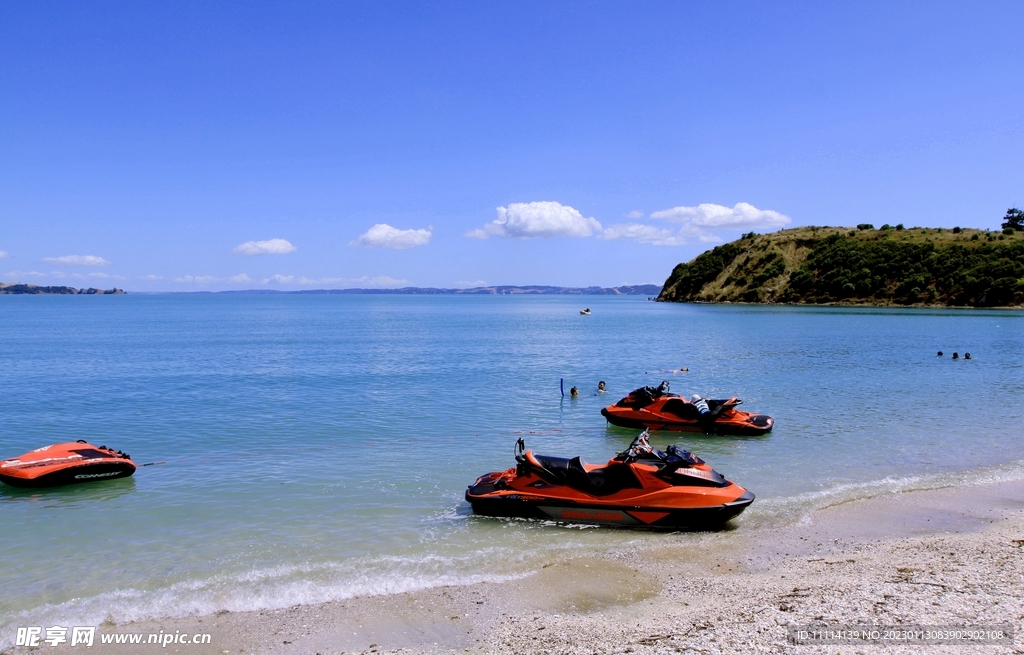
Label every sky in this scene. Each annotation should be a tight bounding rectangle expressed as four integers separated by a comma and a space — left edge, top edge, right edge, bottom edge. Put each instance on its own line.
2, 1, 1023, 291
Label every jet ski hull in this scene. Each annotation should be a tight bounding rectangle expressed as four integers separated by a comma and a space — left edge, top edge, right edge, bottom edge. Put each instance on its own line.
601, 406, 772, 435
0, 442, 136, 488
466, 485, 754, 530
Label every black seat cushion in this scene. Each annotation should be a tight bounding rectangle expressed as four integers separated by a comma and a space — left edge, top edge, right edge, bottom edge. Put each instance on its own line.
532, 455, 644, 497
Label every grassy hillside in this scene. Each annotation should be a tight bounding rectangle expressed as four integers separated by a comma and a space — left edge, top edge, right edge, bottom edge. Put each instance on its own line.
657, 225, 1024, 307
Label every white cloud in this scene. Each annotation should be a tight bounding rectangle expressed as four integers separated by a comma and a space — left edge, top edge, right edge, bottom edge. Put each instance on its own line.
174, 275, 218, 284
650, 202, 790, 230
598, 223, 689, 246
42, 255, 111, 266
4, 270, 46, 278
139, 274, 163, 280
232, 238, 297, 256
626, 210, 644, 219
173, 273, 251, 284
0, 251, 9, 259
599, 202, 789, 247
263, 274, 295, 284
467, 201, 602, 239
262, 274, 408, 287
349, 275, 407, 287
352, 224, 432, 249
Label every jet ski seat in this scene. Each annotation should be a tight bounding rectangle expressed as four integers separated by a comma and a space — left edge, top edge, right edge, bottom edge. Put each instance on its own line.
531, 454, 642, 497
661, 398, 700, 419
532, 455, 588, 484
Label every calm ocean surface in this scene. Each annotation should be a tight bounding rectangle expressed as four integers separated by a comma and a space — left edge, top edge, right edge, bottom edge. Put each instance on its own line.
1, 294, 1022, 634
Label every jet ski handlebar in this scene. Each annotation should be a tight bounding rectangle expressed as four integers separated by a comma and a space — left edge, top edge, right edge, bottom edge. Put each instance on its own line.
514, 437, 526, 463
617, 430, 706, 467
618, 429, 653, 462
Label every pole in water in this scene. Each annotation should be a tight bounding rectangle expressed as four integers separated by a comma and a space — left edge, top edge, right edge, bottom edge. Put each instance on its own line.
560, 378, 564, 397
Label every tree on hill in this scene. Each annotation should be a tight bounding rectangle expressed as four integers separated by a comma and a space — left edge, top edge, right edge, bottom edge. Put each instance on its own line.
1003, 207, 1024, 231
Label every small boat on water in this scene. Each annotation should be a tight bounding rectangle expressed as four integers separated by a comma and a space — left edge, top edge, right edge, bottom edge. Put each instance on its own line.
580, 308, 591, 315
601, 381, 773, 435
0, 441, 136, 488
465, 430, 754, 530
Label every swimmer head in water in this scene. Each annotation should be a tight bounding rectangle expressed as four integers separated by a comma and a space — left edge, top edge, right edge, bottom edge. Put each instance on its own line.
597, 381, 606, 392
570, 386, 579, 397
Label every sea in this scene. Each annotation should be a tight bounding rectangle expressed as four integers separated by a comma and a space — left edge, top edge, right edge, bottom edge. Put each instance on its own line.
1, 294, 1022, 639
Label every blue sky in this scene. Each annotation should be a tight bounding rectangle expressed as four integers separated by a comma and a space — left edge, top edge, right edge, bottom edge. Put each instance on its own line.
2, 1, 1022, 291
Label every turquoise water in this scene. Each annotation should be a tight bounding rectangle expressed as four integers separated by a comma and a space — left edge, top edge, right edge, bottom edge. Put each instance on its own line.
1, 295, 1022, 636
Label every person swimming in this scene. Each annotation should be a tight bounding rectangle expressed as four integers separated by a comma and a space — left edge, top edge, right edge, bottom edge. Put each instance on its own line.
964, 353, 971, 360
952, 352, 959, 359
570, 386, 579, 397
937, 351, 943, 357
597, 381, 606, 392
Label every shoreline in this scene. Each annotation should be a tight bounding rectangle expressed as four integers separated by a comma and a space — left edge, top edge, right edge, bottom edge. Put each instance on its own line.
658, 299, 1024, 310
30, 477, 1023, 655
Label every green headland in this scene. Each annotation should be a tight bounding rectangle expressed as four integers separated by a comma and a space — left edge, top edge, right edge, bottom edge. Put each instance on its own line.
658, 223, 1024, 308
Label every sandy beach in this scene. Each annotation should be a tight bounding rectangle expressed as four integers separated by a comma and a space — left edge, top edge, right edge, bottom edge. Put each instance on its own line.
38, 477, 1021, 655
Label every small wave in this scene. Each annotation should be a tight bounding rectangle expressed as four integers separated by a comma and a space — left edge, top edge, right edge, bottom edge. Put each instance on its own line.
741, 457, 1024, 529
0, 552, 530, 649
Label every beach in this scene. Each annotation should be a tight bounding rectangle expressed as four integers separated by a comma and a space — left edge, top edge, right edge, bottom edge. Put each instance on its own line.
64, 477, 1024, 655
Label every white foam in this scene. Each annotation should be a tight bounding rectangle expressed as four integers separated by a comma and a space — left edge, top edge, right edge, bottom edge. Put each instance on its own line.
0, 552, 529, 649
743, 457, 1024, 528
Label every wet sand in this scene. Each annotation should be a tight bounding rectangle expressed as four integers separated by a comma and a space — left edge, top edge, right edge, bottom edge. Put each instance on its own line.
16, 479, 1024, 655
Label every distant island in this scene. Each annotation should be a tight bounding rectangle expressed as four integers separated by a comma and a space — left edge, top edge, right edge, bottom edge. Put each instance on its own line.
0, 283, 126, 295
658, 224, 1024, 307
221, 284, 662, 296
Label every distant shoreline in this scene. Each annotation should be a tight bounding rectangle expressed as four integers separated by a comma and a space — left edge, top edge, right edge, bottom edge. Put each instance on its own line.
0, 283, 662, 296
217, 284, 662, 296
0, 283, 125, 295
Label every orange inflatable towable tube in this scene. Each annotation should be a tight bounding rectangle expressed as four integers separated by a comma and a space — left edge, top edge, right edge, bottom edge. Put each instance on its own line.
0, 441, 136, 488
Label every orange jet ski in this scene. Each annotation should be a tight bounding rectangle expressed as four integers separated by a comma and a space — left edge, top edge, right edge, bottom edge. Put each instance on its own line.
0, 441, 136, 488
601, 381, 773, 435
465, 430, 754, 530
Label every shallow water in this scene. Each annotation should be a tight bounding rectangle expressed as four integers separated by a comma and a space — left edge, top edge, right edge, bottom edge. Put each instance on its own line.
1, 295, 1022, 635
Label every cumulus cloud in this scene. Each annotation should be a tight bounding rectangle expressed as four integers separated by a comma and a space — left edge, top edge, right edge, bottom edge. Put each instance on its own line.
626, 210, 645, 219
262, 274, 407, 287
650, 202, 790, 230
0, 251, 9, 259
4, 270, 46, 278
139, 274, 163, 280
352, 224, 432, 249
174, 275, 218, 284
173, 273, 251, 284
467, 201, 602, 239
232, 238, 297, 256
601, 202, 789, 246
598, 223, 688, 246
42, 255, 111, 266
